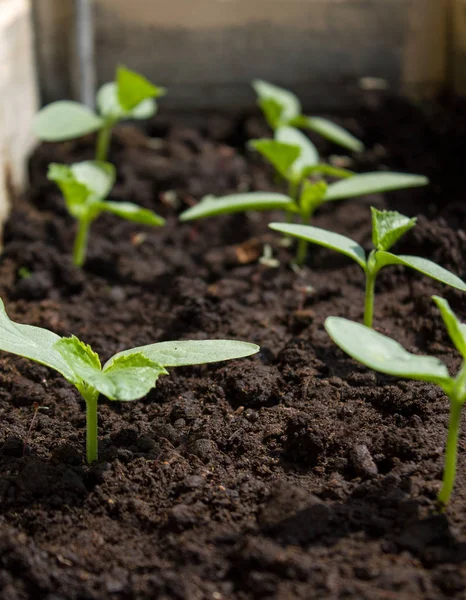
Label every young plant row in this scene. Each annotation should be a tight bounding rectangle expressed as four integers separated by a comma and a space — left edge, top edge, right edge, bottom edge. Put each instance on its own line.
26, 67, 466, 508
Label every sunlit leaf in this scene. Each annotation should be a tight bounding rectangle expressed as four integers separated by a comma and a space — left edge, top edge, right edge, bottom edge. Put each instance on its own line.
371, 207, 417, 251
375, 252, 466, 292
179, 192, 295, 221
250, 139, 301, 180
269, 223, 366, 269
433, 296, 466, 359
98, 201, 165, 226
0, 299, 76, 382
117, 65, 166, 111
303, 116, 363, 152
325, 172, 429, 202
34, 101, 104, 142
106, 339, 260, 369
325, 317, 451, 386
275, 126, 319, 179
252, 79, 301, 125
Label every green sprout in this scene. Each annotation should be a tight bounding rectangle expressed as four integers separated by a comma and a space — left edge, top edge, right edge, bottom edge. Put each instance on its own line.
270, 208, 466, 327
325, 296, 466, 508
0, 298, 259, 463
252, 79, 364, 152
34, 65, 166, 161
179, 168, 428, 265
48, 160, 165, 267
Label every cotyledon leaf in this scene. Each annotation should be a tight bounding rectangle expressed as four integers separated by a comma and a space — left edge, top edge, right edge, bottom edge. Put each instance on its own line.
374, 252, 466, 292
304, 116, 364, 152
325, 172, 429, 202
269, 223, 367, 269
433, 296, 466, 359
325, 317, 451, 387
0, 299, 76, 381
252, 79, 301, 124
97, 82, 157, 121
179, 192, 295, 222
34, 101, 104, 142
275, 126, 319, 179
105, 340, 260, 369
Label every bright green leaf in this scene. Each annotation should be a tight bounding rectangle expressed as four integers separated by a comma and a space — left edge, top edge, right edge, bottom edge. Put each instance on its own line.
34, 101, 104, 142
55, 336, 102, 381
71, 161, 116, 199
375, 252, 466, 292
97, 82, 157, 121
433, 296, 466, 359
101, 353, 168, 401
371, 207, 417, 251
249, 139, 301, 180
304, 116, 364, 152
275, 126, 319, 179
117, 65, 166, 111
252, 79, 301, 125
48, 164, 91, 219
269, 223, 366, 269
325, 317, 451, 386
303, 164, 354, 180
106, 339, 260, 369
325, 172, 429, 202
179, 192, 295, 222
299, 181, 328, 217
98, 201, 165, 226
0, 298, 76, 382
258, 97, 284, 129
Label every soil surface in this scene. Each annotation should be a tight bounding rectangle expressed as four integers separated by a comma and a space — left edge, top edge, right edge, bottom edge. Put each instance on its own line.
1, 95, 466, 599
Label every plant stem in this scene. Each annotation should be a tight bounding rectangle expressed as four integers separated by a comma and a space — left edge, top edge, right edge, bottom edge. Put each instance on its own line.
85, 391, 99, 464
73, 219, 91, 267
294, 208, 315, 266
95, 123, 113, 162
438, 400, 462, 508
363, 270, 377, 328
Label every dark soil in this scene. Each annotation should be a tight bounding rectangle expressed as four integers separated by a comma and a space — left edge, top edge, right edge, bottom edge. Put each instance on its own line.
1, 95, 466, 599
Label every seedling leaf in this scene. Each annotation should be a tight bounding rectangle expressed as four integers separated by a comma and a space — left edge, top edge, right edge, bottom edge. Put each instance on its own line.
98, 201, 165, 226
106, 339, 260, 369
371, 207, 417, 251
325, 317, 451, 385
97, 82, 157, 121
101, 354, 168, 401
56, 338, 167, 400
179, 192, 295, 221
249, 139, 301, 180
325, 172, 429, 202
71, 161, 116, 199
117, 65, 166, 111
269, 223, 366, 269
252, 79, 301, 125
297, 116, 363, 152
258, 97, 284, 129
275, 126, 319, 179
0, 299, 76, 381
34, 101, 104, 141
433, 296, 466, 358
299, 181, 328, 217
375, 252, 466, 292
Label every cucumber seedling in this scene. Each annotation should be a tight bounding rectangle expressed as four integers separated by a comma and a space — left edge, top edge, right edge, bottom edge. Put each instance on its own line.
270, 208, 466, 326
180, 167, 428, 266
252, 78, 364, 152
325, 296, 466, 508
34, 65, 166, 161
0, 298, 259, 463
48, 160, 165, 266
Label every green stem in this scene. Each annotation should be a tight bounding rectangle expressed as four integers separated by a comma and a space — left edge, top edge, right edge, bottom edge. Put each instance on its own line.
438, 400, 462, 508
85, 391, 99, 464
73, 219, 91, 267
95, 123, 113, 162
294, 208, 315, 266
363, 270, 377, 328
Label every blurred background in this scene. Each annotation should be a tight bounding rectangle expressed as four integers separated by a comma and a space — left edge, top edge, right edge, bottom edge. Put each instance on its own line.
0, 0, 464, 214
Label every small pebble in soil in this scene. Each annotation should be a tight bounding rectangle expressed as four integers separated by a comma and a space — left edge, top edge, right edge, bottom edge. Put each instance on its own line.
349, 443, 378, 478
